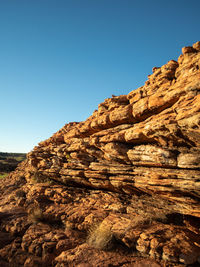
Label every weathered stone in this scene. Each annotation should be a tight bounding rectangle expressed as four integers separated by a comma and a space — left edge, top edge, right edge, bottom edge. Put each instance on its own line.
193, 41, 200, 51
127, 145, 177, 167
177, 152, 200, 168
1, 42, 200, 266
182, 46, 197, 54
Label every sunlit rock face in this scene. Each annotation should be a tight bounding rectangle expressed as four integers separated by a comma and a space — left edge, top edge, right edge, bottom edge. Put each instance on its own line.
1, 42, 200, 266
27, 41, 200, 217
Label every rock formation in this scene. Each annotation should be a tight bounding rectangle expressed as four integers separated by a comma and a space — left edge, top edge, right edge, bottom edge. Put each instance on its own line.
0, 42, 200, 266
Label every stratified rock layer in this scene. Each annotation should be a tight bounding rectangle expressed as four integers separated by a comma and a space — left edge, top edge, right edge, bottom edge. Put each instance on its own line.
27, 41, 200, 217
0, 42, 200, 266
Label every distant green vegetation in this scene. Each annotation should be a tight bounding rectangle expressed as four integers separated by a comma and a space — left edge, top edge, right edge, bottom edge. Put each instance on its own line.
0, 173, 8, 179
0, 152, 26, 162
0, 152, 26, 173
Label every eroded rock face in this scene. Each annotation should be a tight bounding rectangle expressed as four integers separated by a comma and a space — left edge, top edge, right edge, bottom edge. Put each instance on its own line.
1, 42, 200, 266
25, 41, 200, 216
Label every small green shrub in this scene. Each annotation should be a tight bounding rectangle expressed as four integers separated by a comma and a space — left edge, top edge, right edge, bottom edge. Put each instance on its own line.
31, 172, 53, 184
65, 153, 71, 160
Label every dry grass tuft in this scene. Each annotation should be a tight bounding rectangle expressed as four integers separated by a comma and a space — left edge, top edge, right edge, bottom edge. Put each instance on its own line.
28, 207, 44, 224
31, 171, 54, 184
87, 222, 114, 250
65, 220, 75, 231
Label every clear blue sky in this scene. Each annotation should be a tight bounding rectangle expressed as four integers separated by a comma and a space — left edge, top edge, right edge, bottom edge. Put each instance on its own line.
0, 0, 199, 153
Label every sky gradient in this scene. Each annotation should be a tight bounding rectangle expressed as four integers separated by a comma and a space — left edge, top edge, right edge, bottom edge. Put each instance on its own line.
1, 0, 200, 153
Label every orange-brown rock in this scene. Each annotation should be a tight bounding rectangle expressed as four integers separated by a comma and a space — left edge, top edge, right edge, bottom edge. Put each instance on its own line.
1, 42, 200, 266
25, 41, 200, 215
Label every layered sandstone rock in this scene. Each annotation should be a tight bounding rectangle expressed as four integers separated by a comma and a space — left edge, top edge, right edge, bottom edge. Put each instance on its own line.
0, 42, 200, 266
26, 41, 200, 216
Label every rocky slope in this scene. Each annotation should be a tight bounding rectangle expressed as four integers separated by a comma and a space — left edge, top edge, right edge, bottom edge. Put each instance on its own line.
0, 42, 200, 266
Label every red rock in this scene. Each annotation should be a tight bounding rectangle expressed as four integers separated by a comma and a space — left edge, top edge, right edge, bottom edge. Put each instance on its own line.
182, 46, 197, 54
1, 42, 200, 266
193, 41, 200, 51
